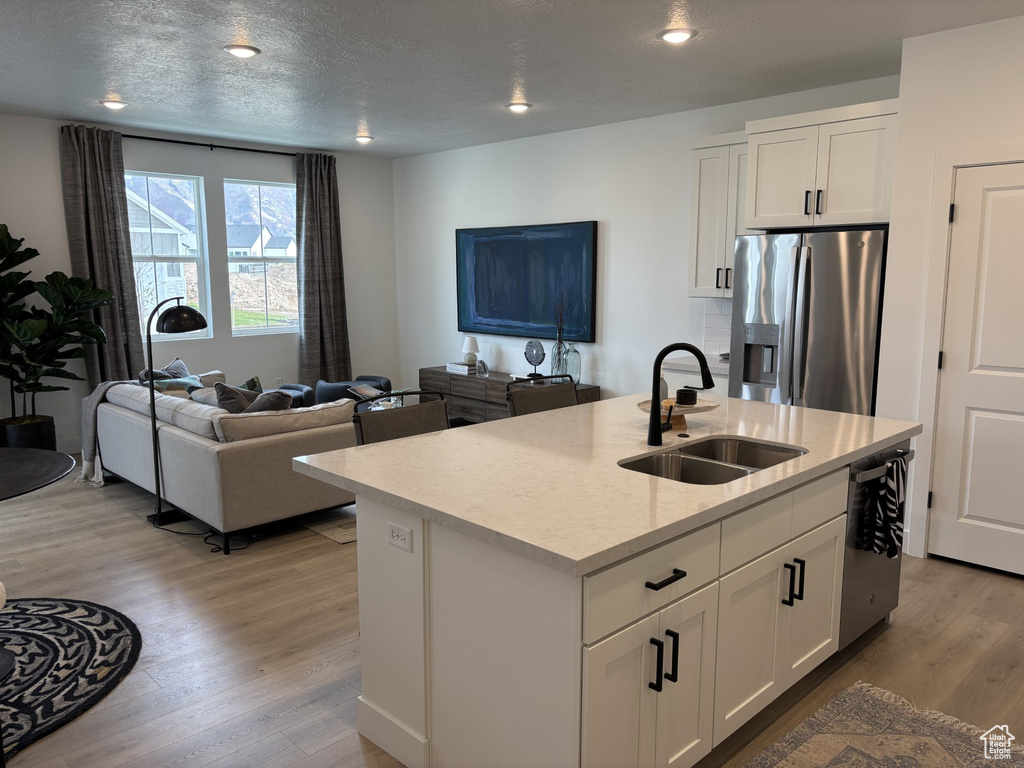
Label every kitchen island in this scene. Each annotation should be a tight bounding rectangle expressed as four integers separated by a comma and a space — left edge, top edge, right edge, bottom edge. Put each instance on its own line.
294, 394, 921, 768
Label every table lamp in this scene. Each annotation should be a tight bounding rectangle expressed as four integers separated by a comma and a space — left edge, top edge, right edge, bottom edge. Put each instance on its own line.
462, 336, 479, 365
145, 297, 207, 525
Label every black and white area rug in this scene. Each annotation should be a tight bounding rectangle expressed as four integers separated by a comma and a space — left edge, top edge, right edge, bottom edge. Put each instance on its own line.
0, 597, 141, 761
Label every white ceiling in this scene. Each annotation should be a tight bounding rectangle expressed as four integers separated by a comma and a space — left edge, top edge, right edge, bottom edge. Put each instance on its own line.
1, 1, 1021, 158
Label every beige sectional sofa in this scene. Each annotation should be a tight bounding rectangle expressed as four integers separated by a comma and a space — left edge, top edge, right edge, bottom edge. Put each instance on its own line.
95, 384, 356, 552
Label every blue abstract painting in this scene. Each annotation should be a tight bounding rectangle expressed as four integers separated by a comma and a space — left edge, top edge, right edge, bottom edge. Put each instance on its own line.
456, 221, 597, 342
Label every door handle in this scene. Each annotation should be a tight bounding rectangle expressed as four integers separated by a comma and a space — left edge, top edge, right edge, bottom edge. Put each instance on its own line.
664, 630, 680, 683
724, 268, 732, 289
716, 268, 722, 289
793, 558, 806, 601
803, 190, 812, 216
645, 568, 687, 591
782, 562, 797, 606
649, 638, 665, 692
815, 189, 823, 216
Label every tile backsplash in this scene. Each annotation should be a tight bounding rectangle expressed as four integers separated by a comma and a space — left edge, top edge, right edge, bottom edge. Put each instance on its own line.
704, 299, 733, 358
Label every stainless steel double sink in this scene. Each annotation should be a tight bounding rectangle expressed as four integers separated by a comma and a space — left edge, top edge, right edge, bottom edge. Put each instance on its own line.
619, 436, 807, 485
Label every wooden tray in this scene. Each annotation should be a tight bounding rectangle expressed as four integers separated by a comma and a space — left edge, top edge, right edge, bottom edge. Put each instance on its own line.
637, 398, 720, 429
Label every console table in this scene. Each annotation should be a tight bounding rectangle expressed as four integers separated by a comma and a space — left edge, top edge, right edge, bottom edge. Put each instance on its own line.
419, 366, 600, 424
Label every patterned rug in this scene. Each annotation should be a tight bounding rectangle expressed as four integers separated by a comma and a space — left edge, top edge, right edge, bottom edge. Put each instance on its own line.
299, 505, 358, 545
744, 681, 1024, 766
0, 597, 141, 761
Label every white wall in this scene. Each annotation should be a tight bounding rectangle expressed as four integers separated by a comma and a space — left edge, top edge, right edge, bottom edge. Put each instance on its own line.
0, 113, 399, 453
878, 14, 1024, 556
392, 76, 900, 398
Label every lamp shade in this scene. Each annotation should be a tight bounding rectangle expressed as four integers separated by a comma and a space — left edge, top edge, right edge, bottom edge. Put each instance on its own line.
156, 304, 207, 334
461, 336, 479, 355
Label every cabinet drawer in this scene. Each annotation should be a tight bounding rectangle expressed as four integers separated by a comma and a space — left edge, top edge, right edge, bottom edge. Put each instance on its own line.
485, 402, 509, 421
721, 493, 792, 574
793, 468, 848, 535
451, 376, 486, 400
584, 523, 720, 644
420, 369, 450, 393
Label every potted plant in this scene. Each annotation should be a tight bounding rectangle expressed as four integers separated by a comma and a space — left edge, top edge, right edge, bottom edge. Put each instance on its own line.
0, 224, 113, 450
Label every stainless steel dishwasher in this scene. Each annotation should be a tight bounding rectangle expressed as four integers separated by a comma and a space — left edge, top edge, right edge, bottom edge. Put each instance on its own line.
838, 439, 914, 650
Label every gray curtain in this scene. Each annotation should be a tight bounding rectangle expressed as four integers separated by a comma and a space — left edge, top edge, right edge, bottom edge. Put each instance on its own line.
59, 125, 144, 388
297, 153, 352, 385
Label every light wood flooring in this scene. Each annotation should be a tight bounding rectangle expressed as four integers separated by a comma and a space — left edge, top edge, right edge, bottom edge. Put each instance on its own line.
2, 464, 1023, 767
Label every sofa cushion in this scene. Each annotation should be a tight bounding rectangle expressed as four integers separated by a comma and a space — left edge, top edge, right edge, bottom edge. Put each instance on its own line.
214, 382, 260, 413
213, 398, 355, 443
153, 374, 204, 392
105, 383, 226, 440
189, 387, 220, 406
243, 390, 293, 413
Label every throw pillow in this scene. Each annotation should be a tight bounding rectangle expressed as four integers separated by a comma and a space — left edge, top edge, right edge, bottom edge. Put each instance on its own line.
189, 387, 220, 406
198, 370, 227, 387
214, 382, 260, 414
152, 374, 204, 392
139, 356, 190, 383
238, 376, 263, 393
242, 390, 293, 413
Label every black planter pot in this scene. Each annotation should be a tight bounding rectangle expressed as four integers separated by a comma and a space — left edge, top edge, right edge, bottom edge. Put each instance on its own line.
0, 415, 57, 451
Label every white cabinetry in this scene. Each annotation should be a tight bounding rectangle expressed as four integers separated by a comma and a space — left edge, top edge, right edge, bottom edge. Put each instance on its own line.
583, 583, 719, 768
745, 100, 898, 229
687, 132, 756, 298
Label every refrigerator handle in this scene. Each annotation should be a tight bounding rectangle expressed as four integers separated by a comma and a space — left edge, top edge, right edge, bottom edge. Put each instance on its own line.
791, 246, 811, 405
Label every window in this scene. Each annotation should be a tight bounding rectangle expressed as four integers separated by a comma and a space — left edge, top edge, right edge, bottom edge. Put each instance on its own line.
225, 181, 298, 334
125, 173, 209, 337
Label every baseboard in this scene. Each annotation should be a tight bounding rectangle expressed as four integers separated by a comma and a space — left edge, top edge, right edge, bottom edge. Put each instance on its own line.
357, 695, 429, 768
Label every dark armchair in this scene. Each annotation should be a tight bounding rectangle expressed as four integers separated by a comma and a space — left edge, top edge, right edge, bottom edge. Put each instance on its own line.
316, 376, 393, 410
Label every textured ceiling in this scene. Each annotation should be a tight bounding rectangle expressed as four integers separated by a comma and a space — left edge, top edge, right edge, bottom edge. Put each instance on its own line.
1, 0, 1022, 157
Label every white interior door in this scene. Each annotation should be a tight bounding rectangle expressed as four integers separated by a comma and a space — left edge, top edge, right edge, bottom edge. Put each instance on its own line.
928, 161, 1024, 575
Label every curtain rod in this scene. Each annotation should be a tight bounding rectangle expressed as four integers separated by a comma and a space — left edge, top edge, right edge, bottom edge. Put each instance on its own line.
121, 133, 297, 158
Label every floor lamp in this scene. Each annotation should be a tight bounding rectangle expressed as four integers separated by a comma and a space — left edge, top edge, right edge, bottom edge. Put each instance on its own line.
146, 297, 207, 526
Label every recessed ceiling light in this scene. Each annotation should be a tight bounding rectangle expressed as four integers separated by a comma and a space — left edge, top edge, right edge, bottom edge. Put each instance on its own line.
355, 135, 374, 144
656, 28, 696, 44
102, 99, 127, 110
506, 102, 532, 113
223, 44, 261, 58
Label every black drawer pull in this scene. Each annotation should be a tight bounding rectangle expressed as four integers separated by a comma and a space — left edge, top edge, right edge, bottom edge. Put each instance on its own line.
782, 562, 797, 606
793, 557, 806, 601
649, 637, 664, 692
664, 629, 680, 683
645, 568, 687, 591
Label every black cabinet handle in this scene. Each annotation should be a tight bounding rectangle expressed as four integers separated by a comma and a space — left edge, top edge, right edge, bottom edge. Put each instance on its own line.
649, 638, 665, 692
782, 562, 797, 606
645, 568, 687, 591
664, 630, 680, 683
724, 268, 732, 289
815, 189, 823, 216
715, 268, 722, 289
803, 190, 812, 216
794, 558, 806, 601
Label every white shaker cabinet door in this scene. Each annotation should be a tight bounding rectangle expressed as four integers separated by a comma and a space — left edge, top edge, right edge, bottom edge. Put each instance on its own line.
744, 126, 818, 229
713, 545, 790, 745
687, 145, 731, 297
814, 115, 897, 227
582, 613, 660, 768
654, 583, 719, 768
778, 515, 845, 687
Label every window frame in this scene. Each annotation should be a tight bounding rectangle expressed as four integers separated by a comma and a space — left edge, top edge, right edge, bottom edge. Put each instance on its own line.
224, 178, 299, 338
125, 171, 212, 341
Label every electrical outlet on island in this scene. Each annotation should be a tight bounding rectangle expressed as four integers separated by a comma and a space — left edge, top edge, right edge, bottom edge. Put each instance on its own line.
387, 521, 413, 553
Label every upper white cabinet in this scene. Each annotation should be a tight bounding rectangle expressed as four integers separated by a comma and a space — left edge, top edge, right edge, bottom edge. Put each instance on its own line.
744, 100, 899, 229
687, 132, 757, 298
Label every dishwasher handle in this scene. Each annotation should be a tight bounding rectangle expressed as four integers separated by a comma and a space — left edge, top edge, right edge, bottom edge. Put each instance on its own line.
851, 449, 914, 484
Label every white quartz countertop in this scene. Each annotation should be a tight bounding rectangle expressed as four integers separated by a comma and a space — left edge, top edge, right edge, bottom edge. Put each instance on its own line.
294, 395, 921, 577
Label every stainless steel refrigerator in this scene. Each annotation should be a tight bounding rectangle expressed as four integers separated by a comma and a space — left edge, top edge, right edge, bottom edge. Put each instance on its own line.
728, 228, 886, 416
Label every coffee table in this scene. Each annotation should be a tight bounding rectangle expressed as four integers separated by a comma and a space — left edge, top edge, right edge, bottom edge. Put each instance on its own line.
0, 448, 75, 502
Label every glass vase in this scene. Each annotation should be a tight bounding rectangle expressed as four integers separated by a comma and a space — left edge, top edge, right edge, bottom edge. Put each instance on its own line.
566, 342, 582, 384
551, 331, 568, 376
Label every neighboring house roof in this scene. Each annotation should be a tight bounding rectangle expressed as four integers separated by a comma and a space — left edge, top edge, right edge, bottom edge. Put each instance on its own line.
125, 188, 198, 250
265, 236, 294, 249
226, 224, 269, 249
